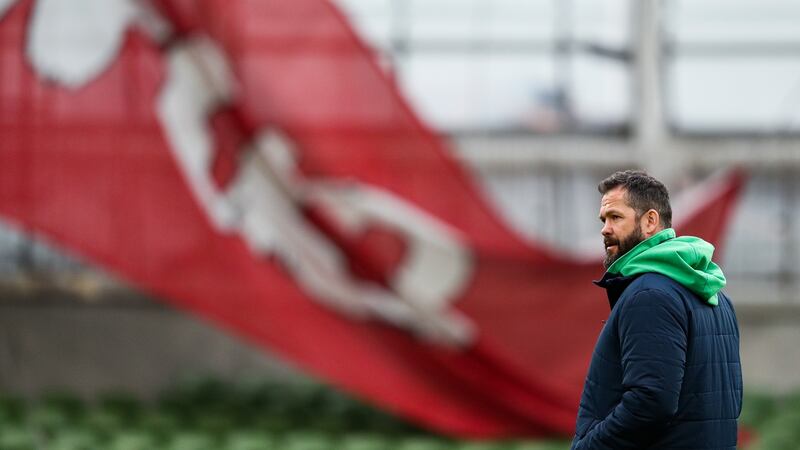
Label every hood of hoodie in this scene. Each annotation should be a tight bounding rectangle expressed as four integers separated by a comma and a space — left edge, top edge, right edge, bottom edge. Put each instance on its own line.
605, 228, 726, 306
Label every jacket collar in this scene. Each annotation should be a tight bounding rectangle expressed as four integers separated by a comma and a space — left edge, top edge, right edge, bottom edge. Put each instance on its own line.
596, 228, 675, 309
594, 272, 639, 310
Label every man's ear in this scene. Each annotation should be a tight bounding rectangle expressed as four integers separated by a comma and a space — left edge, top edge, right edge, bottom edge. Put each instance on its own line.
641, 209, 661, 237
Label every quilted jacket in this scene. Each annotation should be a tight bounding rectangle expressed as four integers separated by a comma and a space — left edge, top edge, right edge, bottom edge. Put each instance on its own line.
571, 229, 742, 449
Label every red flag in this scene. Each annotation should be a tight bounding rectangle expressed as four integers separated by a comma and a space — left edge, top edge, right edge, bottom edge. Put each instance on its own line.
0, 0, 744, 437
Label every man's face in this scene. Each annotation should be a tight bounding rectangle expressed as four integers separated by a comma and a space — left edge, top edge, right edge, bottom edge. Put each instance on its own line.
599, 186, 645, 269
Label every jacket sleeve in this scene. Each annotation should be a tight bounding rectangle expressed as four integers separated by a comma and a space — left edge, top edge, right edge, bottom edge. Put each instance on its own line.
573, 288, 688, 450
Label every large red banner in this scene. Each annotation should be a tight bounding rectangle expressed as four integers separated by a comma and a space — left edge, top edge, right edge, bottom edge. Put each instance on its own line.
0, 0, 743, 437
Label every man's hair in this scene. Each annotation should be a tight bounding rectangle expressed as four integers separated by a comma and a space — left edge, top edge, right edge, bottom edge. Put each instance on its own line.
598, 170, 672, 228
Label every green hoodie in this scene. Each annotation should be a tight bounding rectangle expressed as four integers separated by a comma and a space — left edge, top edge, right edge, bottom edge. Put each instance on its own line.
605, 228, 726, 306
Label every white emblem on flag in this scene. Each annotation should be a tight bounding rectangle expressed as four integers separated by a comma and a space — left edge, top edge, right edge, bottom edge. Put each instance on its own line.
26, 0, 137, 87
157, 37, 476, 346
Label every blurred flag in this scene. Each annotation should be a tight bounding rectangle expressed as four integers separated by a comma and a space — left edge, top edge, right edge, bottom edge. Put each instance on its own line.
0, 0, 744, 437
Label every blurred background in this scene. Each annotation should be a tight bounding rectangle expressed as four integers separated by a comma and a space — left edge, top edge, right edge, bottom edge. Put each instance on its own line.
1, 0, 800, 449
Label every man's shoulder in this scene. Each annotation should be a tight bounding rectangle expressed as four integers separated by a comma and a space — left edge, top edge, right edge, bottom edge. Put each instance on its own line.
624, 272, 683, 296
622, 272, 724, 312
615, 273, 692, 312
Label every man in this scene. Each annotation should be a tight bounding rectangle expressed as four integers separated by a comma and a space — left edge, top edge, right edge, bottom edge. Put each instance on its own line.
571, 170, 742, 449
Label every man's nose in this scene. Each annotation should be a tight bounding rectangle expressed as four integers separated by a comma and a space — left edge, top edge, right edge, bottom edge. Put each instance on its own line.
601, 222, 613, 236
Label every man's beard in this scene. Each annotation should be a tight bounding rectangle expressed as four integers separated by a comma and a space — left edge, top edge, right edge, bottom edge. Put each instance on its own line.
603, 226, 645, 269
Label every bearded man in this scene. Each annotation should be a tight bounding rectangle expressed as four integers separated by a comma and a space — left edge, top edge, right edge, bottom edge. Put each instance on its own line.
570, 170, 742, 450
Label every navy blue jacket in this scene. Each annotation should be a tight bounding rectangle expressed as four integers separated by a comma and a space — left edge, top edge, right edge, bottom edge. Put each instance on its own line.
571, 273, 742, 449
